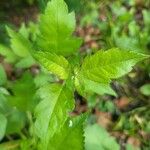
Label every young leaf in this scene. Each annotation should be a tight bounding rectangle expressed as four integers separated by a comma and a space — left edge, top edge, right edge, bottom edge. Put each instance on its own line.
34, 82, 74, 149
48, 114, 86, 150
36, 0, 82, 56
6, 27, 32, 57
34, 51, 70, 79
19, 23, 29, 39
0, 113, 7, 141
85, 124, 120, 150
81, 48, 148, 83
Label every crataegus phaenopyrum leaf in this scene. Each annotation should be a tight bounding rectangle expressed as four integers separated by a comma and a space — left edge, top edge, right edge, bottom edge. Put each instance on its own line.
34, 51, 69, 79
74, 72, 116, 96
48, 115, 86, 150
34, 82, 74, 149
75, 48, 148, 96
36, 0, 82, 56
81, 48, 148, 83
83, 78, 116, 96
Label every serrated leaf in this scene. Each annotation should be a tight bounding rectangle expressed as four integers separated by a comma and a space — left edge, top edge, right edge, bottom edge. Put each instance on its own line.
6, 27, 32, 57
74, 69, 116, 96
85, 124, 120, 150
0, 113, 7, 141
75, 48, 148, 96
34, 82, 74, 149
34, 51, 69, 79
36, 0, 82, 56
48, 114, 86, 150
81, 48, 148, 83
83, 78, 116, 96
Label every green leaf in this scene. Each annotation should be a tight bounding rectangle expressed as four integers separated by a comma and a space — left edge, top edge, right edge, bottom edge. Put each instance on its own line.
76, 48, 148, 96
19, 23, 29, 39
74, 69, 116, 96
0, 44, 18, 63
126, 144, 140, 150
83, 78, 116, 96
143, 10, 150, 26
7, 72, 38, 112
15, 56, 35, 69
115, 36, 142, 52
28, 22, 39, 41
6, 27, 32, 57
98, 100, 116, 113
81, 48, 148, 83
34, 51, 69, 79
48, 114, 86, 150
0, 88, 9, 96
0, 65, 7, 86
0, 113, 7, 141
0, 93, 10, 116
34, 73, 55, 88
34, 82, 74, 149
6, 109, 26, 135
140, 84, 150, 96
85, 124, 120, 150
0, 93, 26, 135
36, 0, 82, 56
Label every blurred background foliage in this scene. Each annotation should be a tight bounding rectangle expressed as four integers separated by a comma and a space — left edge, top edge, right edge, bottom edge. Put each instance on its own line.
0, 0, 150, 150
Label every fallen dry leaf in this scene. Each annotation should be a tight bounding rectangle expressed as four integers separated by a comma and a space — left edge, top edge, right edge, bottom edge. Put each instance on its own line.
115, 97, 130, 110
96, 110, 112, 129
